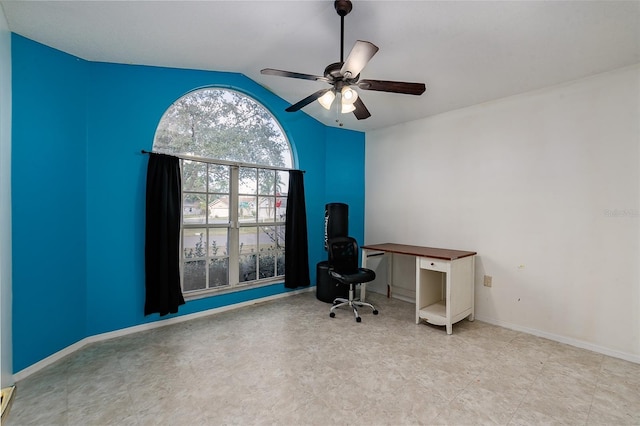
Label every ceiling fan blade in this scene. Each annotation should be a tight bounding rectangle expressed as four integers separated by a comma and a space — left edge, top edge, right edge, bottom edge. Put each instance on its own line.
358, 79, 426, 95
352, 97, 371, 120
285, 89, 332, 112
261, 68, 329, 83
340, 40, 379, 78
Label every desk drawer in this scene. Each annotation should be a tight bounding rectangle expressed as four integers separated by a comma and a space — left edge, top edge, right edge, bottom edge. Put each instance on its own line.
420, 257, 450, 273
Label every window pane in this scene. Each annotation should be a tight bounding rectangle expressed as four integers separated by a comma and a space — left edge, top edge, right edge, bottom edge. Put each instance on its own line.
258, 169, 275, 195
276, 196, 286, 222
208, 228, 228, 257
184, 260, 206, 291
239, 226, 257, 255
208, 194, 229, 224
275, 225, 286, 249
239, 167, 257, 194
184, 228, 206, 259
259, 226, 277, 252
258, 196, 275, 222
209, 164, 229, 193
238, 196, 257, 223
182, 161, 207, 192
276, 252, 285, 276
259, 253, 276, 279
209, 258, 229, 288
153, 89, 292, 169
239, 254, 257, 282
277, 170, 289, 195
183, 193, 206, 224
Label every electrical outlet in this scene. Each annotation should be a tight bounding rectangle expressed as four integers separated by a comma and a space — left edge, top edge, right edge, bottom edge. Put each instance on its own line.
483, 275, 492, 287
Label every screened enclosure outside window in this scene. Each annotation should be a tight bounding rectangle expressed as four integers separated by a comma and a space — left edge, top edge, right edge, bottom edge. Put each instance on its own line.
153, 88, 293, 297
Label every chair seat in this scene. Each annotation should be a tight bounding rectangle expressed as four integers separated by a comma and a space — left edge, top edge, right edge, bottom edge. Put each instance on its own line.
329, 268, 375, 285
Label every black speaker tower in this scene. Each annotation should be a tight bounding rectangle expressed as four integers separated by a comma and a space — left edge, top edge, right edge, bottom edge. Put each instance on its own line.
317, 202, 349, 302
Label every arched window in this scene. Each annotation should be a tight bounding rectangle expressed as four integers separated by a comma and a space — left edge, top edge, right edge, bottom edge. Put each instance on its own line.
153, 88, 293, 297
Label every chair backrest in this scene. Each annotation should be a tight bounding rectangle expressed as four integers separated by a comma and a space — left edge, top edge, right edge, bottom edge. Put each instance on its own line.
328, 237, 360, 275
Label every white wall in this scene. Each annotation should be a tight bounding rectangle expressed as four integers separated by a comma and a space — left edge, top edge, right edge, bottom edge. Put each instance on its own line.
366, 65, 640, 362
0, 4, 12, 386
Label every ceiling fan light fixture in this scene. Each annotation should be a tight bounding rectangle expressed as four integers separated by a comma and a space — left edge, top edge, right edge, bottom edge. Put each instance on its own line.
341, 86, 358, 104
318, 90, 336, 110
341, 103, 356, 113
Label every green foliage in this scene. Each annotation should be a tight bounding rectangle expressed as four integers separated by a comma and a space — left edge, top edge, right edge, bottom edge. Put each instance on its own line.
184, 234, 225, 259
184, 233, 206, 259
154, 89, 290, 168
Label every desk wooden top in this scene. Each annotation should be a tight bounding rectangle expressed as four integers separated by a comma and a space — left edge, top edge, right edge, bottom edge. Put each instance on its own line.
361, 243, 476, 261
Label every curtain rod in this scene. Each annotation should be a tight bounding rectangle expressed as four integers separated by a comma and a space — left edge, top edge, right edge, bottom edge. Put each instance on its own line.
140, 150, 304, 173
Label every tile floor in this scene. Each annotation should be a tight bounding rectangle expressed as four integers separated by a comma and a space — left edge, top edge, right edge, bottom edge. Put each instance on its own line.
5, 291, 640, 425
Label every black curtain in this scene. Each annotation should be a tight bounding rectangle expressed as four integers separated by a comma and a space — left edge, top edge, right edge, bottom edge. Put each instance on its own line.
284, 170, 310, 288
144, 153, 185, 316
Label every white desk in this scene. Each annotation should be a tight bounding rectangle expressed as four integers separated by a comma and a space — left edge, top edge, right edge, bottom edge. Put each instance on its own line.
361, 243, 477, 334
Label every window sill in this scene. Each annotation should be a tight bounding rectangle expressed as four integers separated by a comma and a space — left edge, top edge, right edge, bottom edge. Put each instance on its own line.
183, 277, 284, 301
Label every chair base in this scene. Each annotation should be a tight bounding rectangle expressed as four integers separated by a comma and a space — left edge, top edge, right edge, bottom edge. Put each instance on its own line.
329, 285, 378, 322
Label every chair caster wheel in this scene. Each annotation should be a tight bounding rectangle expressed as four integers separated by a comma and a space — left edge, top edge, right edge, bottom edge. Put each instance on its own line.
373, 310, 379, 315
330, 312, 335, 318
356, 317, 362, 323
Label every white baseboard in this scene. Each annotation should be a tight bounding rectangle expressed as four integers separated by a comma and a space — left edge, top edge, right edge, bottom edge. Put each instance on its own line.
16, 286, 636, 382
369, 288, 639, 365
14, 287, 313, 382
474, 314, 640, 365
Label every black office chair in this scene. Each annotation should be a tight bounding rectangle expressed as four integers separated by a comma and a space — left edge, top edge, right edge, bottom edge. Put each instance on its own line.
327, 236, 378, 322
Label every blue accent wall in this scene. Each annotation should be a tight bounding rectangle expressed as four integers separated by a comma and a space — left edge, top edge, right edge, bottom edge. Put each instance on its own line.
11, 34, 366, 372
11, 35, 88, 371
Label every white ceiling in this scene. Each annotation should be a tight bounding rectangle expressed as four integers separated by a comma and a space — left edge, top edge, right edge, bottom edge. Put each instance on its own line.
2, 0, 639, 132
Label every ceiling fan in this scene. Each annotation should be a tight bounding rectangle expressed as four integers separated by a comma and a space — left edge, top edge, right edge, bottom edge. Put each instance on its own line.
261, 0, 426, 121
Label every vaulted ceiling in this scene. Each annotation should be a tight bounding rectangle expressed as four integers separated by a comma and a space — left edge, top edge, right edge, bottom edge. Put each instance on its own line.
2, 0, 639, 132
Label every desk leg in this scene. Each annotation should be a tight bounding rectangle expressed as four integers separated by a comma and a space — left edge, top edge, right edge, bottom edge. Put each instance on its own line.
360, 249, 367, 302
469, 256, 475, 321
415, 257, 420, 324
360, 249, 392, 302
387, 252, 393, 298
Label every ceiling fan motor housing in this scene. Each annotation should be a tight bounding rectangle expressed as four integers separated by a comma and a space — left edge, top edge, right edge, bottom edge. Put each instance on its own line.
334, 0, 353, 17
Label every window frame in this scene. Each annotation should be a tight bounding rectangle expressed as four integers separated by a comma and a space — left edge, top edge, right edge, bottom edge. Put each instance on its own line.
178, 156, 291, 299
152, 88, 294, 300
